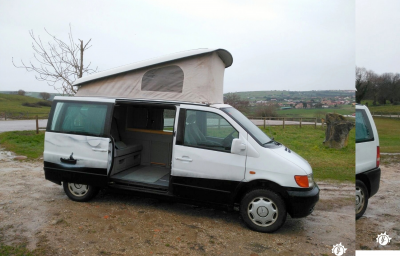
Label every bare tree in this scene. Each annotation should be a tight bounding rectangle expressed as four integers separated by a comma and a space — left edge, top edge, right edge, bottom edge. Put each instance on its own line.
18, 89, 26, 96
12, 25, 97, 95
224, 93, 249, 113
254, 104, 278, 117
355, 67, 369, 103
40, 92, 51, 100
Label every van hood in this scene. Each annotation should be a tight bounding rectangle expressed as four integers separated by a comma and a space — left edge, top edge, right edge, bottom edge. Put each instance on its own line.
270, 144, 313, 175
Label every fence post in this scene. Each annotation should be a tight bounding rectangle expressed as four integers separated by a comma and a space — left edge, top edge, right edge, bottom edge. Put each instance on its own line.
300, 118, 302, 128
36, 115, 39, 134
263, 117, 266, 129
283, 118, 285, 129
314, 118, 317, 129
4, 112, 6, 120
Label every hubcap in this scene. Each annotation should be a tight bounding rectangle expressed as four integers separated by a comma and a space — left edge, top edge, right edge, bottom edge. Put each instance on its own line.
68, 183, 89, 197
248, 197, 278, 227
355, 186, 364, 214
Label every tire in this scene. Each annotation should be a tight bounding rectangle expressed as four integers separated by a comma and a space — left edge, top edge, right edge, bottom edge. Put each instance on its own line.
63, 182, 99, 202
356, 180, 369, 219
240, 189, 287, 233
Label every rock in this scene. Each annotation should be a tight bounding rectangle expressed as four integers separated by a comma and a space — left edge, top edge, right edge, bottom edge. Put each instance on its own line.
323, 113, 354, 149
14, 156, 27, 160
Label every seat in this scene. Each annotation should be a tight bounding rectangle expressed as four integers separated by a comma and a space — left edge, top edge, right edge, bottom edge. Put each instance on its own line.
111, 117, 142, 157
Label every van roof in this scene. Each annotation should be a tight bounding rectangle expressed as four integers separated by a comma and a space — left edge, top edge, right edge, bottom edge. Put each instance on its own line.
53, 96, 232, 109
73, 48, 233, 86
74, 48, 232, 104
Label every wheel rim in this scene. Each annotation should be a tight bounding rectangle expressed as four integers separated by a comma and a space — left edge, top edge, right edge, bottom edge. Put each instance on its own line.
68, 183, 89, 197
247, 196, 278, 227
356, 186, 364, 214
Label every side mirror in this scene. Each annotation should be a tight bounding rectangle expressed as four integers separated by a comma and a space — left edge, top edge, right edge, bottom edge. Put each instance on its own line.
231, 138, 246, 154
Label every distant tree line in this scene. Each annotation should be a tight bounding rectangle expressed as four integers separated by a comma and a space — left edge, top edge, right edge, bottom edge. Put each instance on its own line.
356, 67, 400, 105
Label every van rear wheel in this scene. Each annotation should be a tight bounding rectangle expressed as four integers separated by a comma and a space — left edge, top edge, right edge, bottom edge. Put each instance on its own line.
240, 189, 286, 233
356, 180, 369, 219
63, 182, 99, 202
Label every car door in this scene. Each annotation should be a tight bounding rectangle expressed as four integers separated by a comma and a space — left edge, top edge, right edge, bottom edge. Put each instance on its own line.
171, 105, 247, 204
43, 98, 115, 186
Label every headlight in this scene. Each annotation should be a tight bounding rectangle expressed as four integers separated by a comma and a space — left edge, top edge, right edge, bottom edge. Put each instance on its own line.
308, 173, 314, 188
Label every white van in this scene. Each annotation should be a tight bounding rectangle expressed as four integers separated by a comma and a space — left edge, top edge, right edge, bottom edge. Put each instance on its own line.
43, 49, 319, 233
355, 104, 381, 219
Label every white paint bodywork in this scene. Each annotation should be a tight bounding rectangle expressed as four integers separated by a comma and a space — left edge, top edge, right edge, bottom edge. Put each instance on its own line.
172, 104, 313, 188
356, 105, 379, 175
172, 104, 247, 182
44, 132, 111, 173
245, 136, 311, 188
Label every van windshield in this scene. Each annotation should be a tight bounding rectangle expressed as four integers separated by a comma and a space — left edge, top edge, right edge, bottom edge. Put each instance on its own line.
221, 107, 271, 145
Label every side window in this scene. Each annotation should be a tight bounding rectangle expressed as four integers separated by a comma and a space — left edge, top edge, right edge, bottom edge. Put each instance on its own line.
355, 109, 374, 143
163, 109, 176, 132
49, 102, 110, 137
183, 110, 238, 152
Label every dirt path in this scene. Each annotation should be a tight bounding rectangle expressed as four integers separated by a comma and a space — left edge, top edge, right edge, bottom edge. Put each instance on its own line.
356, 161, 400, 250
0, 150, 355, 255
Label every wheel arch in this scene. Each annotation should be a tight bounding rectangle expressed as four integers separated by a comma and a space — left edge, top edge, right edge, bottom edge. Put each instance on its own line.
233, 179, 289, 205
356, 174, 371, 197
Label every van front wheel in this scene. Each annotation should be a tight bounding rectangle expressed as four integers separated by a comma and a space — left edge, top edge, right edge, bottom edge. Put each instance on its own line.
356, 180, 369, 219
240, 189, 287, 233
63, 182, 99, 202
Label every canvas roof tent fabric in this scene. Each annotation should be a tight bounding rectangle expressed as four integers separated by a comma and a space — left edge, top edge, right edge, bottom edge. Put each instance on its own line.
74, 49, 233, 104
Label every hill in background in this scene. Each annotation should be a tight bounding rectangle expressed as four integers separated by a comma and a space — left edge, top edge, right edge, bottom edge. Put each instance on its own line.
225, 90, 355, 101
0, 93, 52, 119
0, 91, 62, 101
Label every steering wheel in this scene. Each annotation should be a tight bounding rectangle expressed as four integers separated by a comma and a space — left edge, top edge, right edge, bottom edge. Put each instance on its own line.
222, 130, 237, 148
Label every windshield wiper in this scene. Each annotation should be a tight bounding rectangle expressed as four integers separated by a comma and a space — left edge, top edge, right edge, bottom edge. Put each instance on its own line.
263, 140, 274, 145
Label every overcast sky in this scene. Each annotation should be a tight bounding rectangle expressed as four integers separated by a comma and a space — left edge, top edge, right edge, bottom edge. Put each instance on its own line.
356, 0, 400, 74
0, 0, 356, 93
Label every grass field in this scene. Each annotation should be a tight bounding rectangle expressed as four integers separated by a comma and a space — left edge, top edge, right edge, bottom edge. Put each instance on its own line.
0, 131, 45, 159
0, 93, 51, 119
261, 125, 355, 182
373, 117, 400, 153
360, 100, 400, 114
276, 105, 354, 119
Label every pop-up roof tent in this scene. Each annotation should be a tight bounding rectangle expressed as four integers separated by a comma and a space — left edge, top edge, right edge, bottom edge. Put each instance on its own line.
74, 48, 233, 104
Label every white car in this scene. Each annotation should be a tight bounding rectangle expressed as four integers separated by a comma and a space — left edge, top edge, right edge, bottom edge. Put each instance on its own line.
355, 104, 381, 219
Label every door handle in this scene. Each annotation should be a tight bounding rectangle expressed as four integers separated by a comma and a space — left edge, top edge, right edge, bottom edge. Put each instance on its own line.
92, 148, 107, 152
175, 156, 193, 162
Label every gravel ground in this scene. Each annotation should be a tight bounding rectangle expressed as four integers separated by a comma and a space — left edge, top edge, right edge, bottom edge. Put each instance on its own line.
0, 149, 355, 255
356, 161, 400, 250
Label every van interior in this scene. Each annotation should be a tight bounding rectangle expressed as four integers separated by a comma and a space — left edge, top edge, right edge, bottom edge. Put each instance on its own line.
109, 103, 176, 190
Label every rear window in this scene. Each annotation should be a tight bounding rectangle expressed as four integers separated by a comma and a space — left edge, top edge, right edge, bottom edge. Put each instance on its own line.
355, 109, 374, 143
49, 101, 112, 137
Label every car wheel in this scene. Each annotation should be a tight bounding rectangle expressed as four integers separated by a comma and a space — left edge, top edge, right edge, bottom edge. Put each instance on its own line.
240, 189, 287, 233
63, 182, 99, 202
356, 180, 369, 219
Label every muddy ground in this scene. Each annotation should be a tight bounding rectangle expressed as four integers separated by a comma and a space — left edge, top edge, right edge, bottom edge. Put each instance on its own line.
0, 150, 355, 255
356, 158, 400, 251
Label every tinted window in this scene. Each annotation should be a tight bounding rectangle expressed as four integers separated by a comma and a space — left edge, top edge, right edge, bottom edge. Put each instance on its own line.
183, 110, 238, 152
356, 109, 374, 143
49, 102, 110, 137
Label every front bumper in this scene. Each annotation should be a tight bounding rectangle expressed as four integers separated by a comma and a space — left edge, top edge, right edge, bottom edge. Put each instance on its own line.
285, 184, 320, 218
